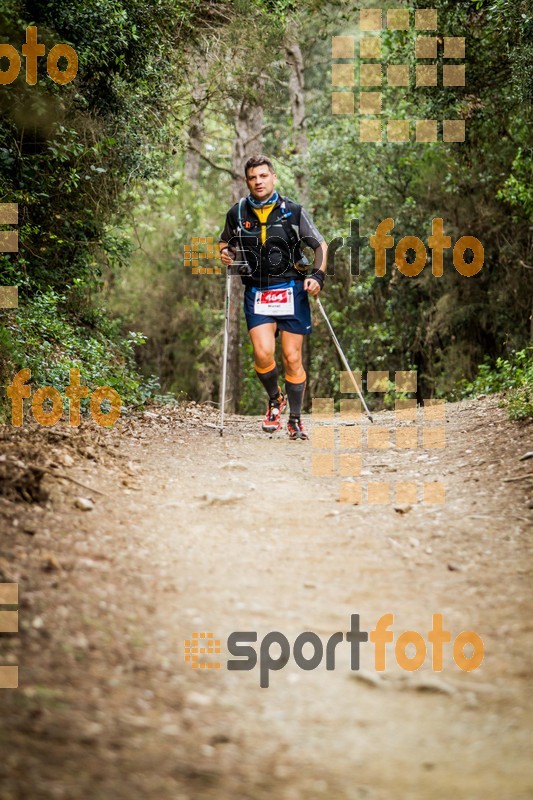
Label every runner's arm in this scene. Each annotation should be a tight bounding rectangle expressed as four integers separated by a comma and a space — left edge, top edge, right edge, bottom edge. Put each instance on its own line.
299, 208, 327, 294
219, 212, 236, 265
312, 240, 328, 274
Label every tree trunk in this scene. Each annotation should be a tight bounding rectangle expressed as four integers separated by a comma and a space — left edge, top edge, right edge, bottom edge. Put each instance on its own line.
222, 98, 264, 413
184, 59, 207, 185
184, 98, 204, 185
285, 29, 308, 206
285, 27, 312, 408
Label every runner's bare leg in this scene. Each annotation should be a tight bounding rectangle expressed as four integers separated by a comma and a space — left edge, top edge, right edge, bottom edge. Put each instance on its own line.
249, 322, 277, 370
280, 331, 307, 429
280, 331, 304, 380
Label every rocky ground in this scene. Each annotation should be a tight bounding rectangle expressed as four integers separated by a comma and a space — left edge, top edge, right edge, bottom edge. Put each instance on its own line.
0, 396, 531, 800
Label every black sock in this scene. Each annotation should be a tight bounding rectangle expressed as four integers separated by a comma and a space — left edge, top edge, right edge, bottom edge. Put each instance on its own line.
285, 376, 306, 419
255, 363, 280, 401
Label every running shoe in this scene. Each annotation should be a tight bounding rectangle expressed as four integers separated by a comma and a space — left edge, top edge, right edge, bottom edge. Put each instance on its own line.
287, 417, 308, 440
261, 391, 287, 433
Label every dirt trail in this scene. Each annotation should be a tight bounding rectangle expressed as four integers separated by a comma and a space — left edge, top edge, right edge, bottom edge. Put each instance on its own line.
0, 397, 532, 800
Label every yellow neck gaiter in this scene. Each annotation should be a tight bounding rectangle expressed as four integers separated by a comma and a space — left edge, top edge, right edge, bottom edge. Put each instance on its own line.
252, 203, 276, 244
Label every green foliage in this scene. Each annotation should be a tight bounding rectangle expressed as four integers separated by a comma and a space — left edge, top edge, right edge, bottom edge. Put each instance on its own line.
1, 0, 531, 423
459, 348, 533, 420
103, 0, 532, 415
0, 0, 232, 417
497, 148, 533, 220
104, 166, 228, 403
0, 292, 157, 422
292, 0, 533, 404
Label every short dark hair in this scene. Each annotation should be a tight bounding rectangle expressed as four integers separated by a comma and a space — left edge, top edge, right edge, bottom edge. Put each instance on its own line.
244, 155, 275, 177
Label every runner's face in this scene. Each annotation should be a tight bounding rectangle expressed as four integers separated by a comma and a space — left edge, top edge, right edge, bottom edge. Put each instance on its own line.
246, 165, 277, 201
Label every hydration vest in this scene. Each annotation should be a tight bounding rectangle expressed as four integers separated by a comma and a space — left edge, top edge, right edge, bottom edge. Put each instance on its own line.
225, 195, 308, 287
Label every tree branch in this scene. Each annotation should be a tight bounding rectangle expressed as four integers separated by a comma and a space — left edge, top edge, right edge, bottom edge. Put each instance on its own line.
189, 145, 239, 178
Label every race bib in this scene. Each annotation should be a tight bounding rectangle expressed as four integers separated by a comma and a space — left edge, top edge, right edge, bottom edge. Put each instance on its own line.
254, 287, 295, 317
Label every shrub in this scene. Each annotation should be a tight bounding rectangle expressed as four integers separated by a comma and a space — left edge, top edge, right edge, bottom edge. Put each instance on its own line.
459, 348, 533, 421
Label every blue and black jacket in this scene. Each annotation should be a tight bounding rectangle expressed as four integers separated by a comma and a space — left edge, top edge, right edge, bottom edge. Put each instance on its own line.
219, 195, 324, 288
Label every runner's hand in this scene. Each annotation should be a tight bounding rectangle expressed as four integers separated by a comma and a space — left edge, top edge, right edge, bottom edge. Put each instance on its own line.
304, 277, 321, 297
220, 247, 235, 267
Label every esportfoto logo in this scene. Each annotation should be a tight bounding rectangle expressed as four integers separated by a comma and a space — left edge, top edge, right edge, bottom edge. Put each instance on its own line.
187, 218, 484, 278
331, 7, 467, 143
0, 27, 78, 86
184, 614, 484, 688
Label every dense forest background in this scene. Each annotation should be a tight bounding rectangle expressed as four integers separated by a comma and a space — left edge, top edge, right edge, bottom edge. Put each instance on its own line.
0, 0, 531, 419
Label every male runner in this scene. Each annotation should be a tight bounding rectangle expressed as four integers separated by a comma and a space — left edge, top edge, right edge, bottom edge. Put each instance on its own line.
218, 155, 327, 440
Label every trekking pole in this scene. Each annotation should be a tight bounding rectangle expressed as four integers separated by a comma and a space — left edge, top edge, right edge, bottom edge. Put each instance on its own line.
315, 296, 373, 423
219, 264, 231, 436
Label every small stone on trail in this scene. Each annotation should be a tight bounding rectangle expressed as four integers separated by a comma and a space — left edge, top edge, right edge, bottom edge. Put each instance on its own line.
121, 478, 140, 490
75, 497, 94, 511
198, 492, 244, 506
23, 525, 37, 536
73, 633, 89, 650
161, 724, 180, 736
412, 677, 455, 695
186, 691, 211, 706
464, 692, 479, 709
41, 553, 61, 571
447, 563, 462, 572
350, 670, 383, 688
210, 733, 231, 745
394, 505, 412, 514
80, 721, 103, 741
